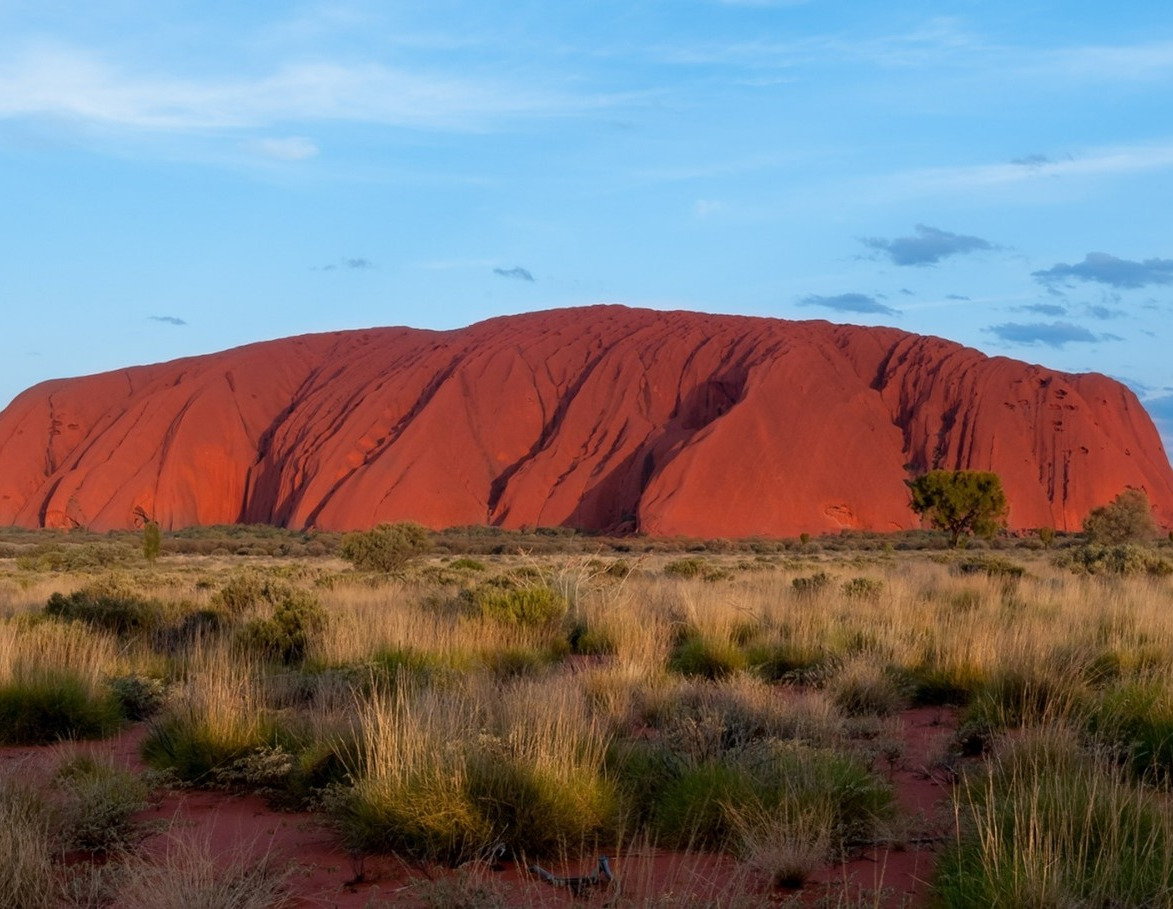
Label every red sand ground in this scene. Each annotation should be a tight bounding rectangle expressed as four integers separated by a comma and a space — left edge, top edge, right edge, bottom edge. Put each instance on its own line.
2, 305, 1170, 537
0, 705, 959, 908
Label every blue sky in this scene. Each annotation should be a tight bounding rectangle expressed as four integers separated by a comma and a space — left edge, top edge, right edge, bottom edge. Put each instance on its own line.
2, 1, 1172, 455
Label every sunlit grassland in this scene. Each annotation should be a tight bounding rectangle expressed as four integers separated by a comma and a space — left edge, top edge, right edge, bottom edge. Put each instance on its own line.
1, 532, 1173, 905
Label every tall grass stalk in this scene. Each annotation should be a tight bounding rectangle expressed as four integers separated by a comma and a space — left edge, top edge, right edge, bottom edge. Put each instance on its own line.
0, 767, 55, 909
938, 723, 1173, 907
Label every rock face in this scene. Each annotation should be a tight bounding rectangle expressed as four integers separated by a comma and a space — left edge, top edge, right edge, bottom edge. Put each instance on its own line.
1, 305, 1170, 536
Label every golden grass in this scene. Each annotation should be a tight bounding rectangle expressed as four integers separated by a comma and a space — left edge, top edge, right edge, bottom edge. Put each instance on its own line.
4, 541, 1173, 902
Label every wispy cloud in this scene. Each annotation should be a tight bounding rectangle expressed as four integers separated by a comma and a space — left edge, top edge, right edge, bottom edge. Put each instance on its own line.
880, 142, 1173, 198
493, 266, 534, 282
987, 320, 1117, 347
1033, 252, 1173, 289
314, 257, 373, 271
653, 23, 1173, 84
148, 315, 187, 326
1086, 303, 1126, 320
654, 17, 980, 70
798, 293, 898, 315
247, 136, 319, 160
0, 43, 594, 134
861, 224, 994, 266
1010, 153, 1055, 168
1039, 40, 1173, 82
1020, 303, 1068, 316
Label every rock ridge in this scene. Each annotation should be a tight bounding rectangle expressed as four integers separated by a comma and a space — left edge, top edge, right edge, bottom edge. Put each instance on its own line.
1, 305, 1170, 536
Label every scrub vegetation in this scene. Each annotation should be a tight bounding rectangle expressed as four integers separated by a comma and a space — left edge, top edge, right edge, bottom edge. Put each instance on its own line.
1, 519, 1172, 906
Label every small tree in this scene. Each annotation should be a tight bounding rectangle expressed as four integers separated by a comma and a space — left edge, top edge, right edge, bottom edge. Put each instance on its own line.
339, 521, 432, 572
1082, 488, 1157, 544
907, 470, 1008, 547
142, 521, 161, 564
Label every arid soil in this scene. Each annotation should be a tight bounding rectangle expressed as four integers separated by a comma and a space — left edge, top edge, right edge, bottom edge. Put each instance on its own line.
1, 705, 959, 908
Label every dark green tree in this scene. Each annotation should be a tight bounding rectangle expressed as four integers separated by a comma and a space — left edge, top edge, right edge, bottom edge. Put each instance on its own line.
907, 470, 1008, 547
1082, 488, 1157, 544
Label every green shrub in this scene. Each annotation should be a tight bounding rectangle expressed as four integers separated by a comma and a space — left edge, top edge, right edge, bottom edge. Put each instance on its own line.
1087, 682, 1173, 782
333, 772, 491, 865
826, 659, 903, 716
141, 717, 287, 784
0, 671, 121, 745
371, 646, 454, 684
668, 636, 747, 680
664, 557, 729, 582
1083, 488, 1158, 544
465, 581, 568, 627
340, 522, 432, 572
1059, 543, 1173, 576
16, 542, 137, 572
955, 556, 1025, 578
466, 750, 618, 856
664, 557, 704, 577
649, 744, 891, 850
791, 572, 831, 595
959, 667, 1084, 746
842, 577, 884, 600
903, 661, 985, 706
53, 756, 150, 853
653, 761, 757, 847
211, 571, 296, 615
746, 642, 825, 682
480, 644, 563, 678
44, 578, 167, 636
109, 674, 168, 720
567, 621, 617, 656
235, 590, 326, 665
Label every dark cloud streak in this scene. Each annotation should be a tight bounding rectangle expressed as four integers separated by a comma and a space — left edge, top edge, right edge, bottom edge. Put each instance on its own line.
861, 224, 994, 267
493, 266, 535, 282
798, 293, 898, 315
987, 320, 1113, 348
1021, 303, 1067, 316
1033, 252, 1173, 289
313, 257, 374, 272
149, 315, 187, 326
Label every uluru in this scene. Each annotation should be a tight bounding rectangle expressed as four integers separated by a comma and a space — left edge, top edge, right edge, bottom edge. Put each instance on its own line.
0, 305, 1170, 537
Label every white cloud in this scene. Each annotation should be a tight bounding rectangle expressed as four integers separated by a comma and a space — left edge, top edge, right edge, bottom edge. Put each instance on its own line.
248, 136, 319, 160
0, 43, 593, 134
874, 141, 1173, 199
1039, 40, 1173, 82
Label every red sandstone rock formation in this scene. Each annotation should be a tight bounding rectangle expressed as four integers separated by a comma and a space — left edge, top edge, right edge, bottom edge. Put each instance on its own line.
1, 305, 1170, 536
